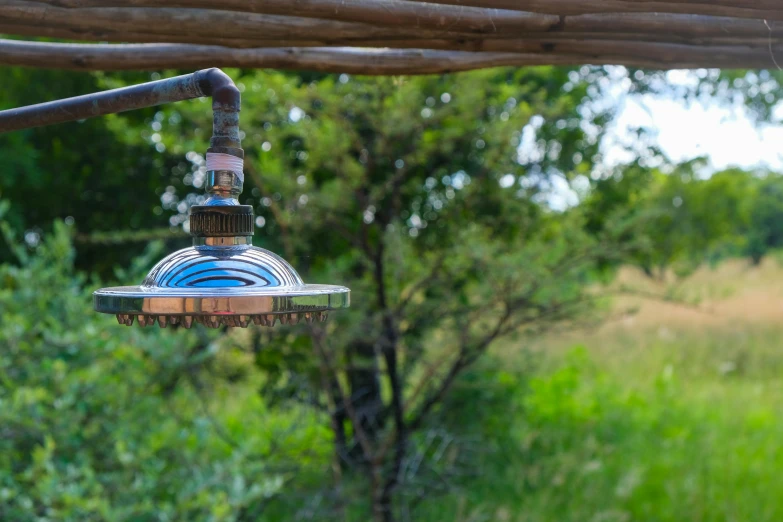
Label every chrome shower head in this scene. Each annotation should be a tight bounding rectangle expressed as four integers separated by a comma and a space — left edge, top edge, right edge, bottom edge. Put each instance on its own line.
0, 67, 349, 328
93, 170, 350, 328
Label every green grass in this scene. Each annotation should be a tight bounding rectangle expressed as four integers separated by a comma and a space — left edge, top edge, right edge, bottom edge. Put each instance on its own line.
417, 339, 783, 521
408, 261, 783, 521
205, 260, 783, 521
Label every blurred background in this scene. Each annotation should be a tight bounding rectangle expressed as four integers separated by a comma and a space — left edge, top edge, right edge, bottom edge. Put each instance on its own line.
2, 65, 783, 521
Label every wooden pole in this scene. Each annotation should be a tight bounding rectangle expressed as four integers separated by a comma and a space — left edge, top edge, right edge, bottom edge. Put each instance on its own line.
1, 0, 781, 73
31, 0, 783, 23
1, 38, 781, 73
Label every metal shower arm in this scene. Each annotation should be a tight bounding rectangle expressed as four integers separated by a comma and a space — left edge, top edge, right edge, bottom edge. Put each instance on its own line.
0, 68, 242, 154
0, 66, 351, 328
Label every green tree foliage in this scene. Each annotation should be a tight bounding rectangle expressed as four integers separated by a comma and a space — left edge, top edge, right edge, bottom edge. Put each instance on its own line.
744, 175, 783, 264
636, 165, 756, 278
584, 161, 765, 278
147, 67, 626, 520
0, 69, 190, 273
0, 211, 328, 521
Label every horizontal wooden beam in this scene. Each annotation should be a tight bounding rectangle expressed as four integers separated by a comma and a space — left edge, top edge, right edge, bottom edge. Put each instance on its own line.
4, 0, 781, 44
1, 38, 781, 74
2, 23, 779, 51
0, 39, 579, 74
0, 0, 558, 41
33, 0, 558, 34
406, 0, 783, 21
2, 0, 782, 74
32, 0, 783, 24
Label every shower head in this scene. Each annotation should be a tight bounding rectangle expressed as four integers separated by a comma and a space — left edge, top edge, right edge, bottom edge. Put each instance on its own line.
93, 170, 350, 328
0, 68, 350, 328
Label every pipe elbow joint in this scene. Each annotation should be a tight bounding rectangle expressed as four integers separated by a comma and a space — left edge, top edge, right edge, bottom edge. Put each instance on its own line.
197, 68, 241, 112
197, 68, 242, 156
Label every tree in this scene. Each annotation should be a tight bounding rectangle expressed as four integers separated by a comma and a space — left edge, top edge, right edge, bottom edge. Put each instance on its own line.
130, 66, 621, 520
584, 160, 759, 279
744, 174, 783, 265
0, 67, 190, 274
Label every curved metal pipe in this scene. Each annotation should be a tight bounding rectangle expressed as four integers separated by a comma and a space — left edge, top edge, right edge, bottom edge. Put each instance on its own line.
0, 67, 242, 156
196, 68, 242, 157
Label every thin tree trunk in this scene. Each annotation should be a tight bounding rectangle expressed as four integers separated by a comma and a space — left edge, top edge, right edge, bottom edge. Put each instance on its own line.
346, 339, 384, 462
329, 376, 350, 469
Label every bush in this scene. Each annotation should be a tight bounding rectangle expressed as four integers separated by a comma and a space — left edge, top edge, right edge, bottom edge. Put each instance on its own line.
0, 214, 327, 521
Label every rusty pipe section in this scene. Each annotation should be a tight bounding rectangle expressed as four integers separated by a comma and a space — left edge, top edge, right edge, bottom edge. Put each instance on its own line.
0, 68, 241, 157
198, 68, 242, 157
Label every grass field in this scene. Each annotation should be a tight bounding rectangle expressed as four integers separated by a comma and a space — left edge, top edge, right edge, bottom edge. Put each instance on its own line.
206, 259, 783, 521
408, 259, 783, 522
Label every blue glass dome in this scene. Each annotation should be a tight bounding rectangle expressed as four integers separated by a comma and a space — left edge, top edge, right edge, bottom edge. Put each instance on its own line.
143, 246, 303, 289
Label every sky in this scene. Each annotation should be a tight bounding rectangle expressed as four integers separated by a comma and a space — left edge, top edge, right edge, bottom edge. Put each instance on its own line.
544, 69, 783, 209
607, 70, 783, 172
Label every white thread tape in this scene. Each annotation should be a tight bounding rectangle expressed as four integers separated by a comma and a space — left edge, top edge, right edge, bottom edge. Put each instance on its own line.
206, 152, 244, 183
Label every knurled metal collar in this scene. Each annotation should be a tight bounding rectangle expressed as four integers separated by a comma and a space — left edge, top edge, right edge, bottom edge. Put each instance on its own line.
189, 205, 254, 237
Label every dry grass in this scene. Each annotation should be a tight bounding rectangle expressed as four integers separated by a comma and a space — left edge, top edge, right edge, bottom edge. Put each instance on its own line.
515, 257, 783, 368
609, 258, 783, 328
